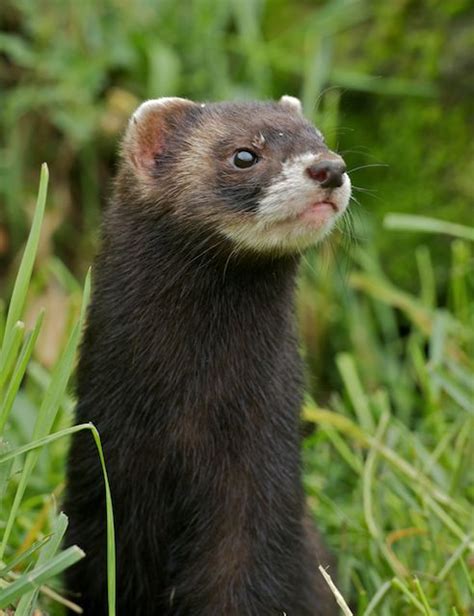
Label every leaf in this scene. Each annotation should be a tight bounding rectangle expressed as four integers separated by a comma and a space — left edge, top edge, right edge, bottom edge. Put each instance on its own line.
0, 270, 90, 559
0, 420, 116, 616
0, 537, 50, 579
0, 164, 48, 355
0, 547, 84, 608
0, 311, 44, 433
384, 214, 474, 242
15, 513, 69, 615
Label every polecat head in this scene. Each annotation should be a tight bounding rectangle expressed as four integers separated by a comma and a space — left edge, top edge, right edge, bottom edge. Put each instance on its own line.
119, 96, 351, 254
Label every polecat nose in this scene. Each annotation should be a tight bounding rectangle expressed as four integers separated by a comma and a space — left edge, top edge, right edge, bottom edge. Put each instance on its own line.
306, 160, 347, 188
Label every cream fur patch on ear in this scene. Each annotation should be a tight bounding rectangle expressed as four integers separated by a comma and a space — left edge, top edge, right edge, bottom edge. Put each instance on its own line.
123, 97, 196, 173
131, 97, 194, 124
279, 95, 303, 116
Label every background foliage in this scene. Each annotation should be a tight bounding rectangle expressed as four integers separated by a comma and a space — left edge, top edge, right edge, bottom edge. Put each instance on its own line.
0, 0, 472, 614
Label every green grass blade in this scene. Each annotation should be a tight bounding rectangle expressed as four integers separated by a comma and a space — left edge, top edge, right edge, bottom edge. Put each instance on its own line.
363, 580, 391, 615
0, 546, 84, 608
302, 34, 332, 119
0, 537, 50, 578
30, 269, 90, 444
437, 534, 472, 581
0, 423, 92, 463
391, 578, 427, 614
337, 353, 375, 432
362, 411, 388, 540
0, 324, 81, 558
423, 494, 472, 548
15, 512, 69, 615
361, 410, 404, 576
450, 240, 470, 323
34, 512, 69, 564
384, 214, 474, 242
416, 245, 436, 308
0, 310, 44, 433
0, 164, 48, 353
48, 257, 81, 294
303, 404, 467, 515
0, 440, 13, 501
349, 272, 433, 335
0, 270, 90, 559
432, 372, 474, 414
332, 70, 436, 97
413, 578, 434, 616
0, 320, 25, 394
0, 301, 5, 345
0, 421, 116, 616
30, 327, 78, 443
90, 424, 116, 616
320, 424, 363, 474
429, 311, 447, 369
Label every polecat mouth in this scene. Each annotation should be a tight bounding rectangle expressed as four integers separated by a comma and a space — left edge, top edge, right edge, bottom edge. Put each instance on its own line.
305, 200, 338, 214
311, 200, 338, 211
302, 201, 338, 227
276, 200, 338, 227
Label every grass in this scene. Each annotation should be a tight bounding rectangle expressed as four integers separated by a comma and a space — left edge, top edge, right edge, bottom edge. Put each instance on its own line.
299, 219, 473, 614
0, 1, 472, 613
2, 0, 472, 284
0, 167, 472, 614
0, 167, 116, 615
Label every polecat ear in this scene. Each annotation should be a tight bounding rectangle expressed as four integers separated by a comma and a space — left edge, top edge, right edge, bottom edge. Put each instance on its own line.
279, 95, 303, 116
123, 97, 197, 174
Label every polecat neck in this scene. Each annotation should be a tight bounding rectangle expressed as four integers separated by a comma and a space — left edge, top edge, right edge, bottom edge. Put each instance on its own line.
79, 206, 302, 442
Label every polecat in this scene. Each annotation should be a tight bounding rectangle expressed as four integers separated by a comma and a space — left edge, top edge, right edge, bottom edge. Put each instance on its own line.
64, 95, 351, 616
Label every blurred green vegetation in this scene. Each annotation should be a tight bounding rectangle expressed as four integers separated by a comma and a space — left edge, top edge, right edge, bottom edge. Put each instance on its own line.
1, 0, 472, 277
0, 0, 473, 614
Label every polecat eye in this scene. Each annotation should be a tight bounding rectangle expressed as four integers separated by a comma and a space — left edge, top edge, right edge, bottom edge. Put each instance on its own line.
233, 150, 258, 169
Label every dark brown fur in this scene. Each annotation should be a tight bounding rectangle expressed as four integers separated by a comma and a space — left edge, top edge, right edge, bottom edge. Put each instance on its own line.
64, 99, 339, 615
